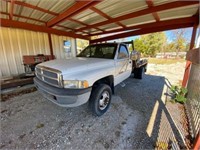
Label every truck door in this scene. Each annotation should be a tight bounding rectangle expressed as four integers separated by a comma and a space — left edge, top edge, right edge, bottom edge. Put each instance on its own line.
114, 44, 132, 86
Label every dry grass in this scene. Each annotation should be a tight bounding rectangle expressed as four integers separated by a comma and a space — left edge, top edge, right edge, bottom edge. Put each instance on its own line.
148, 58, 186, 64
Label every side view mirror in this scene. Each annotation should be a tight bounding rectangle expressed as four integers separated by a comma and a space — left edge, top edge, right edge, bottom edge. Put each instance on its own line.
130, 50, 140, 61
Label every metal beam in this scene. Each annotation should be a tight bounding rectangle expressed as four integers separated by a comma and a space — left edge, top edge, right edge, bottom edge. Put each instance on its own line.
9, 0, 15, 20
90, 23, 194, 44
193, 132, 200, 150
76, 1, 199, 32
47, 0, 101, 27
182, 24, 198, 87
48, 33, 54, 58
90, 7, 126, 28
0, 19, 90, 40
190, 25, 198, 50
146, 0, 160, 22
89, 16, 198, 36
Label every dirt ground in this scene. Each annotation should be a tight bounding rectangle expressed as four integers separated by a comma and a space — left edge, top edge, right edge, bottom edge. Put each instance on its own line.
0, 61, 189, 149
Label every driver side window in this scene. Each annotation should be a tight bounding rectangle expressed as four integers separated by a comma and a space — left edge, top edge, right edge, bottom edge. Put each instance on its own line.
117, 45, 129, 59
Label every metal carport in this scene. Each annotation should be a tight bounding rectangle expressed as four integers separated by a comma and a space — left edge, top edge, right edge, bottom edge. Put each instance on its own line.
0, 0, 199, 148
1, 0, 199, 44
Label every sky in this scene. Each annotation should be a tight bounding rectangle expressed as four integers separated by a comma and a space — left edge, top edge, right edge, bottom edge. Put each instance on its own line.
126, 27, 194, 43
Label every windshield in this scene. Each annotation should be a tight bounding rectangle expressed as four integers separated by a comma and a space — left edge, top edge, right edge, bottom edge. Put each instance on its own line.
77, 44, 117, 59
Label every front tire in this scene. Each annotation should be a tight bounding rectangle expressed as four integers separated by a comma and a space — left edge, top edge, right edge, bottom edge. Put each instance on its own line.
89, 84, 112, 116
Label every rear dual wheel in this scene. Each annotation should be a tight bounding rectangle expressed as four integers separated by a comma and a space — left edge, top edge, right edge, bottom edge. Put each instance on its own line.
134, 67, 143, 79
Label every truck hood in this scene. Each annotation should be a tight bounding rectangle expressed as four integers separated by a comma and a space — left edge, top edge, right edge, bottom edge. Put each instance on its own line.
38, 57, 114, 75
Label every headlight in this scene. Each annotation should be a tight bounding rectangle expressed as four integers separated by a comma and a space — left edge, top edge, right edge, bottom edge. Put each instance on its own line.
63, 80, 89, 89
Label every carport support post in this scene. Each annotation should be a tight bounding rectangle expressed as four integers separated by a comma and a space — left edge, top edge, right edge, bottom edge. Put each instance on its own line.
48, 33, 54, 59
182, 25, 198, 87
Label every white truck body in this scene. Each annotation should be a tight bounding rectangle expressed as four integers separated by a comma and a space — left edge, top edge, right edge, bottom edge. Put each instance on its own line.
34, 43, 133, 111
39, 57, 132, 86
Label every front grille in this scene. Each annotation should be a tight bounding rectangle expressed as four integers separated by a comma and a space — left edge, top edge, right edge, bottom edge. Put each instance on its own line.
35, 66, 63, 88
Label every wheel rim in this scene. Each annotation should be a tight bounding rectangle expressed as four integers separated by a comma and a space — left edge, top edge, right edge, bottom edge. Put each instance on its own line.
99, 91, 110, 110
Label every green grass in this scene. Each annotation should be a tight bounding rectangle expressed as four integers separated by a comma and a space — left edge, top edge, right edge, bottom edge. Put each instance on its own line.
148, 58, 186, 64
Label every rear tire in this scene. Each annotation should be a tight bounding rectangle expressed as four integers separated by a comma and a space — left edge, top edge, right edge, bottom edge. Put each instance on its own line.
144, 64, 147, 72
89, 84, 112, 116
134, 67, 143, 79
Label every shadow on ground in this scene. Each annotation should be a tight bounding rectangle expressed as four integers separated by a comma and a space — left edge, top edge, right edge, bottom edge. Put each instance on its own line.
115, 74, 186, 149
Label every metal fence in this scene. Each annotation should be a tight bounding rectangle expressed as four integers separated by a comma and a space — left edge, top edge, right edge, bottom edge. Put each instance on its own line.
185, 63, 200, 138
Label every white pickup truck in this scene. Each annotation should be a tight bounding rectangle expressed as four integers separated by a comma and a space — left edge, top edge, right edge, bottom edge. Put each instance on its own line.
34, 42, 147, 116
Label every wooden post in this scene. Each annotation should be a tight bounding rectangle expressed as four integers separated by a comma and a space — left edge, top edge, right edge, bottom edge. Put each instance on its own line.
48, 33, 54, 59
182, 25, 198, 87
194, 131, 200, 150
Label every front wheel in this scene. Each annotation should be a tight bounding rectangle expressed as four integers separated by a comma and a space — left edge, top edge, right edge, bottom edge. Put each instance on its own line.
89, 84, 112, 116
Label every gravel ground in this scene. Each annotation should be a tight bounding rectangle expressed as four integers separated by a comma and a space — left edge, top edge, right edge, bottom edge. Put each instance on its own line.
0, 62, 188, 149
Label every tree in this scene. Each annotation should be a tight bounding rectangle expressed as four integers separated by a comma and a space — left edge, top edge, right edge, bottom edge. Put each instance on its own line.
134, 32, 167, 57
76, 39, 89, 54
165, 42, 175, 52
171, 29, 187, 57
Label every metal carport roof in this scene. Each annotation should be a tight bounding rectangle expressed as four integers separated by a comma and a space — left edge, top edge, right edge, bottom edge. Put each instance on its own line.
0, 0, 199, 43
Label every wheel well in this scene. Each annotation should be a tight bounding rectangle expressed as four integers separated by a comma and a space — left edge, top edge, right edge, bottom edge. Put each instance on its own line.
93, 76, 114, 94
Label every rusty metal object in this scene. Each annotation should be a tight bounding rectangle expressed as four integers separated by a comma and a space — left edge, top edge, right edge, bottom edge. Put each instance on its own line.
1, 77, 33, 90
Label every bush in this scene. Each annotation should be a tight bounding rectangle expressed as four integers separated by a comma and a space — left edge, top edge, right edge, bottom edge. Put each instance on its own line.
170, 85, 188, 103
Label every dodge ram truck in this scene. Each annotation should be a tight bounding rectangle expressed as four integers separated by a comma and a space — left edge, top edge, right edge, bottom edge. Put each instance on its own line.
34, 42, 147, 116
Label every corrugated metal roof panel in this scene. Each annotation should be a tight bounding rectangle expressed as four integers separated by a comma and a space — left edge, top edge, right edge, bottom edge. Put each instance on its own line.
105, 26, 123, 31
48, 0, 76, 14
72, 9, 107, 25
84, 28, 104, 34
59, 20, 85, 29
75, 32, 84, 34
120, 14, 155, 27
82, 33, 89, 36
95, 0, 148, 18
0, 0, 8, 12
99, 23, 120, 30
13, 3, 22, 15
24, 0, 39, 6
30, 11, 54, 22
26, 20, 44, 26
7, 0, 76, 15
0, 14, 8, 19
86, 28, 98, 32
53, 26, 72, 32
36, 0, 59, 12
158, 5, 199, 21
18, 18, 27, 23
13, 16, 23, 22
13, 2, 55, 22
89, 31, 103, 34
53, 26, 64, 31
13, 16, 22, 22
52, 26, 61, 30
39, 14, 55, 22
19, 7, 34, 17
29, 10, 46, 20
153, 0, 177, 6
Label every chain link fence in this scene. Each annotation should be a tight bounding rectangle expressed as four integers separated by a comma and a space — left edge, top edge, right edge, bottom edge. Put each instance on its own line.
185, 63, 200, 139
